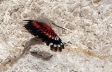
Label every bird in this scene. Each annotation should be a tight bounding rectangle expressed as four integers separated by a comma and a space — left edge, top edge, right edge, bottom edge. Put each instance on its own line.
23, 18, 65, 52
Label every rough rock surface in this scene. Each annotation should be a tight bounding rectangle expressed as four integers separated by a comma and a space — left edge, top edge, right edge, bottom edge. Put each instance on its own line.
0, 0, 112, 72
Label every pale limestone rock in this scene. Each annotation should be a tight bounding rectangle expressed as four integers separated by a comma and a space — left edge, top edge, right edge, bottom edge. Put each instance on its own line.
0, 0, 112, 72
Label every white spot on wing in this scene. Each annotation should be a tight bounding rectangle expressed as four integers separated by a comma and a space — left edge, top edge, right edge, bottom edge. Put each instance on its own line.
52, 37, 54, 39
60, 43, 63, 45
50, 43, 53, 45
55, 36, 59, 40
58, 44, 61, 47
53, 44, 57, 47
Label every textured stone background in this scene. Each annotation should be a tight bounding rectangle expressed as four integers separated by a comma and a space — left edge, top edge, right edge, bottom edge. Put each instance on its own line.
0, 0, 112, 72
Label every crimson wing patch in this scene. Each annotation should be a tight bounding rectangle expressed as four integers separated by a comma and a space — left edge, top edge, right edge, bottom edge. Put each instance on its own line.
24, 20, 64, 52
